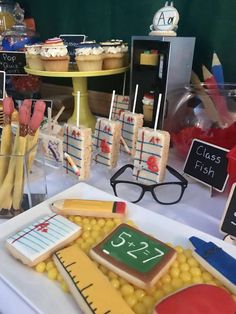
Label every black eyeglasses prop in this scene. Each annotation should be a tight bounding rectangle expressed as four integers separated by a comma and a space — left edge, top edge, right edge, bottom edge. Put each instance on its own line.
110, 164, 188, 204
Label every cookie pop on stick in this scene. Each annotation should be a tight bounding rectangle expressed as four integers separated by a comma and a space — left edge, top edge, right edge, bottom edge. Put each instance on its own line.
26, 100, 46, 170
0, 105, 30, 210
93, 90, 121, 168
0, 97, 14, 186
13, 102, 45, 210
63, 91, 92, 180
133, 93, 170, 184
119, 84, 143, 156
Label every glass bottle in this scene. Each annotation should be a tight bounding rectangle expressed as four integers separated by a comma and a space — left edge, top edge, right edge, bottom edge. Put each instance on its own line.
0, 0, 15, 33
2, 3, 40, 51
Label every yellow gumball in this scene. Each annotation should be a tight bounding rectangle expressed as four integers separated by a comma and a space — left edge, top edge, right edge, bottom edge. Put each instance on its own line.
169, 267, 180, 278
35, 262, 46, 273
46, 261, 55, 271
110, 278, 120, 289
133, 302, 147, 314
125, 295, 137, 308
74, 216, 82, 224
120, 283, 135, 296
47, 268, 58, 280
61, 281, 69, 293
134, 289, 146, 301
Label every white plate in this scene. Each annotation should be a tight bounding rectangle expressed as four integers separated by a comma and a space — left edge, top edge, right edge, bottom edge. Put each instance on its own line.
0, 182, 236, 314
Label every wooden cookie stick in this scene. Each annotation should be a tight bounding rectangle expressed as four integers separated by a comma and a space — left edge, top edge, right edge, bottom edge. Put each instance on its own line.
0, 97, 14, 186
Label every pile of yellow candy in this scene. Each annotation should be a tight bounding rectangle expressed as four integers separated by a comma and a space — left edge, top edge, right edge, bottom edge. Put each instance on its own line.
35, 216, 236, 314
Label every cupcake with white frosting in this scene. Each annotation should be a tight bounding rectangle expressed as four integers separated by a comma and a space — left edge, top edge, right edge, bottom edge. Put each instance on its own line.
40, 37, 69, 72
100, 40, 124, 70
75, 41, 104, 71
25, 44, 43, 71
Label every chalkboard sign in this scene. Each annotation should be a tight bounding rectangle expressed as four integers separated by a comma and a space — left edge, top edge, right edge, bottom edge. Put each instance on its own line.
183, 139, 229, 192
220, 183, 236, 238
0, 71, 6, 100
59, 34, 86, 62
0, 51, 27, 75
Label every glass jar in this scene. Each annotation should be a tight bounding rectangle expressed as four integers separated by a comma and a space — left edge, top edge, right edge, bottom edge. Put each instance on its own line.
0, 0, 15, 33
171, 84, 236, 159
2, 3, 40, 51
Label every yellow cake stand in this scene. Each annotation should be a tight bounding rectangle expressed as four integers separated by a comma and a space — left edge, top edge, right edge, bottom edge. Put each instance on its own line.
24, 67, 129, 129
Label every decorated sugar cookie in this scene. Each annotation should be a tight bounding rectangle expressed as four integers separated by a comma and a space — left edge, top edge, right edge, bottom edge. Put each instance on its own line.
93, 118, 121, 168
53, 245, 134, 314
90, 223, 176, 289
6, 214, 81, 266
133, 127, 170, 184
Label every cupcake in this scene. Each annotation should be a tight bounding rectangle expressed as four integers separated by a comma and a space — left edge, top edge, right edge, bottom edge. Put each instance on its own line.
142, 92, 154, 121
40, 37, 69, 72
120, 42, 129, 66
100, 40, 124, 70
75, 41, 104, 71
25, 44, 43, 71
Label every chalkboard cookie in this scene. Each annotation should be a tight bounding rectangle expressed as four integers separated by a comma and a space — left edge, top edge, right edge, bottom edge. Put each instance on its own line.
154, 284, 236, 314
90, 223, 177, 289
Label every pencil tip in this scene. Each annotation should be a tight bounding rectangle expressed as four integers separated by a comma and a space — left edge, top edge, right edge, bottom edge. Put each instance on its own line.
202, 65, 212, 80
212, 52, 220, 66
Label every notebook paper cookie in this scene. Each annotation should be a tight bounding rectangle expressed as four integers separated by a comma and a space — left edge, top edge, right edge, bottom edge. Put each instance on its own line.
90, 223, 176, 289
6, 214, 81, 266
119, 111, 143, 156
93, 118, 121, 168
133, 127, 170, 184
63, 124, 92, 180
53, 245, 134, 314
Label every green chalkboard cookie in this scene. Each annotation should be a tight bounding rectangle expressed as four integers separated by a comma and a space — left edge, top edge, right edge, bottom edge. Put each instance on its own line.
90, 223, 177, 289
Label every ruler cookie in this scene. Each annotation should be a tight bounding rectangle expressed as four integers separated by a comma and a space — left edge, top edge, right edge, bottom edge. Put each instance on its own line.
51, 199, 127, 218
53, 245, 134, 314
6, 214, 81, 266
90, 223, 176, 290
133, 127, 170, 184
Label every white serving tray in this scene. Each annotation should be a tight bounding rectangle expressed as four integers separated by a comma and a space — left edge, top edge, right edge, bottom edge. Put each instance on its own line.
0, 183, 235, 314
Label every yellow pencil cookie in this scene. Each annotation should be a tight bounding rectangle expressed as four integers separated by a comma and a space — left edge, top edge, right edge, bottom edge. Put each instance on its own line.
51, 199, 127, 218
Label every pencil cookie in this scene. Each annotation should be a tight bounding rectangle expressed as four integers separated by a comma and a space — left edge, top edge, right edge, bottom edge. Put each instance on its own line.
90, 223, 177, 290
51, 199, 127, 218
53, 245, 134, 314
6, 214, 81, 266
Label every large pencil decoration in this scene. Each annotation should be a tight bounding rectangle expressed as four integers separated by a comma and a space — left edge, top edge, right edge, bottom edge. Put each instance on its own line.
0, 97, 14, 186
202, 65, 233, 126
26, 100, 46, 170
0, 106, 29, 210
212, 52, 224, 86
